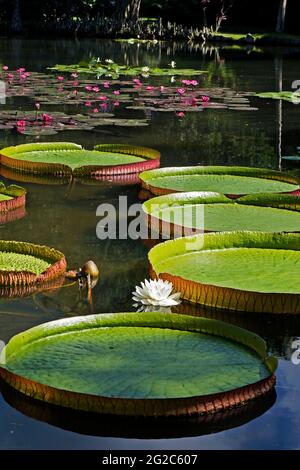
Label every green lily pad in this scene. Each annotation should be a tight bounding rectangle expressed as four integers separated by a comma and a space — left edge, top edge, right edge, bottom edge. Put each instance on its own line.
256, 91, 300, 103
143, 192, 300, 233
0, 252, 50, 275
140, 166, 300, 196
149, 232, 300, 313
0, 142, 160, 177
0, 240, 66, 287
49, 62, 207, 78
10, 150, 145, 170
0, 312, 276, 416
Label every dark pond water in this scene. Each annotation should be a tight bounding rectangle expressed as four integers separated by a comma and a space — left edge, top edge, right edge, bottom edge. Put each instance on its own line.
0, 38, 300, 450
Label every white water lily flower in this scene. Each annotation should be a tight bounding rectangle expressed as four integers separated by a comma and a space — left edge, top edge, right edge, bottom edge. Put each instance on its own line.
170, 76, 176, 83
132, 279, 181, 307
105, 59, 114, 64
169, 61, 176, 68
142, 66, 150, 73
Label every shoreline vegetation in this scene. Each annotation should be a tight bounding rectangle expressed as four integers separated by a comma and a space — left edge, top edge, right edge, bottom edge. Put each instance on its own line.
1, 24, 300, 47
2, 1, 297, 46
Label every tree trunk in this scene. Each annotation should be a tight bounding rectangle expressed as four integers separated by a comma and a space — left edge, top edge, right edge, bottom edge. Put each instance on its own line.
113, 0, 142, 28
276, 0, 287, 33
11, 0, 22, 34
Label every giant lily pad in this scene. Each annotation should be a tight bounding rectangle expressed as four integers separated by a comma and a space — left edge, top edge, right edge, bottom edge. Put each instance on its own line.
0, 312, 276, 417
143, 192, 300, 236
0, 182, 26, 217
0, 240, 66, 287
0, 142, 160, 177
149, 232, 300, 314
140, 166, 300, 197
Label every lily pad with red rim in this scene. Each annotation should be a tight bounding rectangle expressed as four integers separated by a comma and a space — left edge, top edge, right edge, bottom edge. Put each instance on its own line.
0, 312, 277, 417
0, 240, 66, 288
0, 142, 160, 177
149, 231, 300, 314
142, 191, 300, 236
140, 166, 300, 197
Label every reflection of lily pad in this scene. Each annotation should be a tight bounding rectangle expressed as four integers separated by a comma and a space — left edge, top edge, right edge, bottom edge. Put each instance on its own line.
0, 142, 160, 177
149, 231, 300, 313
0, 379, 276, 439
0, 312, 276, 416
143, 191, 300, 235
140, 166, 300, 197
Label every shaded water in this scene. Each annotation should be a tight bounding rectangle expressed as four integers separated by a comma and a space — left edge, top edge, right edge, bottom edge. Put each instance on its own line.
0, 38, 300, 449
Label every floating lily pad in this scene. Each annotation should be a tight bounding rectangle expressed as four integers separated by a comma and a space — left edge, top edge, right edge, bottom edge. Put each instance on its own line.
256, 91, 300, 103
0, 142, 160, 177
140, 166, 300, 197
0, 240, 66, 287
143, 192, 300, 235
49, 61, 207, 78
149, 232, 300, 314
0, 312, 277, 417
0, 182, 26, 218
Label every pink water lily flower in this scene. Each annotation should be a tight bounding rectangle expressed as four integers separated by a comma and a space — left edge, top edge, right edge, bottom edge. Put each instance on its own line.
201, 95, 210, 102
7, 73, 14, 81
17, 67, 26, 74
146, 86, 154, 91
35, 102, 40, 110
176, 112, 185, 118
84, 101, 92, 107
133, 78, 142, 85
113, 100, 120, 107
93, 87, 100, 93
99, 95, 107, 101
160, 86, 165, 92
16, 120, 26, 127
71, 73, 78, 79
182, 79, 191, 86
42, 113, 52, 123
113, 90, 120, 95
2, 66, 8, 71
191, 80, 198, 86
177, 88, 186, 95
100, 103, 107, 108
57, 76, 64, 82
103, 81, 110, 88
85, 85, 93, 91
93, 108, 99, 113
